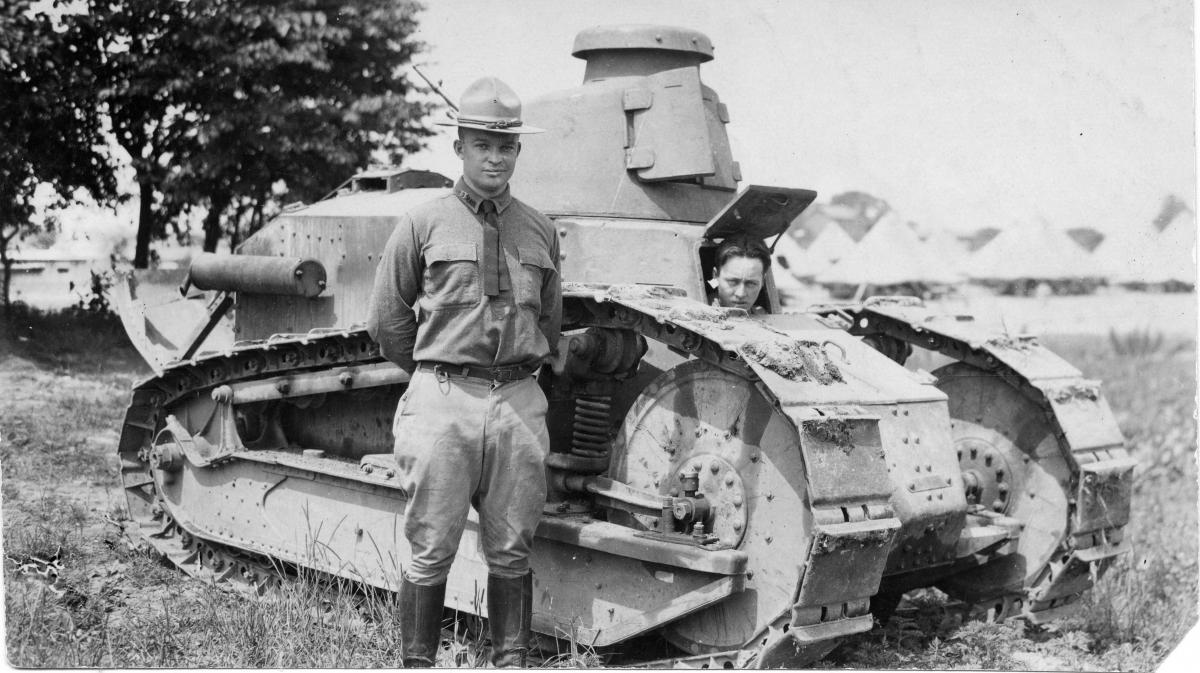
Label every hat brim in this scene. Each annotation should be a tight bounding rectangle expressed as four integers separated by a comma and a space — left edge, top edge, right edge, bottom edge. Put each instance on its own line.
435, 119, 545, 134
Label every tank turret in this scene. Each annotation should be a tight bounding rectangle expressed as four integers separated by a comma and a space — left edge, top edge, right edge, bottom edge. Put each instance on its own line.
516, 24, 739, 222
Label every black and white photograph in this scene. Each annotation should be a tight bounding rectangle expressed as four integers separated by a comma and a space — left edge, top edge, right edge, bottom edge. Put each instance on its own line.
2, 0, 1196, 669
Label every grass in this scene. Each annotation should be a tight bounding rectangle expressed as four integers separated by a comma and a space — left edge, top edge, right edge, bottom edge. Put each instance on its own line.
2, 309, 1196, 669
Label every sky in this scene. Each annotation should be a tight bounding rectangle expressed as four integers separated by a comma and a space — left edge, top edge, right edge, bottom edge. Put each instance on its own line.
406, 0, 1196, 234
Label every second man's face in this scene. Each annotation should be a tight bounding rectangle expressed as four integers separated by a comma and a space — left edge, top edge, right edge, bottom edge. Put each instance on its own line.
456, 128, 521, 198
715, 256, 765, 311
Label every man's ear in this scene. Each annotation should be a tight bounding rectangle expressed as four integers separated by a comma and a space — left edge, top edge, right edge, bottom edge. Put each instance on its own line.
453, 138, 464, 159
515, 141, 522, 157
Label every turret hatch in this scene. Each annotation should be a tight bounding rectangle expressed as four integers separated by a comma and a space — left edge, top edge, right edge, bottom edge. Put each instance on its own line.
703, 185, 818, 241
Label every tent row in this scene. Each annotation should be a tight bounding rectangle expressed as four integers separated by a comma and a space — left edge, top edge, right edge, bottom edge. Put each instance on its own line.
771, 209, 1195, 297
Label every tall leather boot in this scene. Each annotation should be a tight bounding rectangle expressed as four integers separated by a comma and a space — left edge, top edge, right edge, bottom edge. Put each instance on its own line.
399, 575, 446, 668
487, 572, 533, 668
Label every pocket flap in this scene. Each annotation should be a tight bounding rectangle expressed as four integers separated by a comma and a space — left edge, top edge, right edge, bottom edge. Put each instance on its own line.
517, 245, 555, 269
424, 243, 477, 264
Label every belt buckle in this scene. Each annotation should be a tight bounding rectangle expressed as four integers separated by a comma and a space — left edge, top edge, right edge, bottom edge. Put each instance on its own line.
430, 363, 449, 383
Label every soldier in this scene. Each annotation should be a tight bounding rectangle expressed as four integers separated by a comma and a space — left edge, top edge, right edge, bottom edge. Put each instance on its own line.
710, 236, 771, 314
366, 77, 561, 668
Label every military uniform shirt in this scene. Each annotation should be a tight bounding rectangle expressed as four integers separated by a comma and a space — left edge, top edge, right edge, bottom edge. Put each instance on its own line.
367, 179, 562, 372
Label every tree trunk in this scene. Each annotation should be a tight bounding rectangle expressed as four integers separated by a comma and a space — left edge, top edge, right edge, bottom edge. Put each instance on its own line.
0, 225, 16, 314
133, 176, 156, 269
203, 193, 230, 253
1, 243, 11, 314
230, 201, 248, 251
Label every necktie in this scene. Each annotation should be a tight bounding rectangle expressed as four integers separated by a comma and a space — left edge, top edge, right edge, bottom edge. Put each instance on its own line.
479, 199, 509, 297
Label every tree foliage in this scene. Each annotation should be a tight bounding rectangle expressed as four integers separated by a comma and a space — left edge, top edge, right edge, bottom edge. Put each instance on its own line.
4, 0, 434, 281
87, 0, 434, 265
0, 0, 118, 309
178, 0, 434, 253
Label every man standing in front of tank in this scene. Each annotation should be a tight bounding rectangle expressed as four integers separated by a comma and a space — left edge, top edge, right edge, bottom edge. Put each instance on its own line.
367, 78, 560, 668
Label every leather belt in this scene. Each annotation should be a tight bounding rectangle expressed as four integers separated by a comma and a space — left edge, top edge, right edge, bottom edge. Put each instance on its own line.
417, 361, 539, 383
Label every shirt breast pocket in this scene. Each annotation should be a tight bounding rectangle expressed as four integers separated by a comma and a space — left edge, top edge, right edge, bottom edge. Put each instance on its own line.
422, 243, 480, 310
516, 245, 554, 311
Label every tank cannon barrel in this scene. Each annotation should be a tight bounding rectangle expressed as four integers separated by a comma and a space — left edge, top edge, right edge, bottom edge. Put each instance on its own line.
184, 253, 327, 297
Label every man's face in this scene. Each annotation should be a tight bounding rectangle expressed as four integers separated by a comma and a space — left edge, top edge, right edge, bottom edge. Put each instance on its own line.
715, 256, 764, 310
455, 128, 520, 197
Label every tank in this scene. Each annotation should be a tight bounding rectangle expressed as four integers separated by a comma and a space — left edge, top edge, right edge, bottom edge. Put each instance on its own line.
112, 25, 1134, 667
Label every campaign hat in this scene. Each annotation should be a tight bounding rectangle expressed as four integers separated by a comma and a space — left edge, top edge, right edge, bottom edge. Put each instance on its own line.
435, 77, 544, 134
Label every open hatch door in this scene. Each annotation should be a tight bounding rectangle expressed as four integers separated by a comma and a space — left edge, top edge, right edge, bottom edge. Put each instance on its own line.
702, 185, 817, 242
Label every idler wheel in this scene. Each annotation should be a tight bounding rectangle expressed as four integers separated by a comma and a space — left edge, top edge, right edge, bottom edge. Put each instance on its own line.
608, 360, 812, 655
934, 362, 1072, 593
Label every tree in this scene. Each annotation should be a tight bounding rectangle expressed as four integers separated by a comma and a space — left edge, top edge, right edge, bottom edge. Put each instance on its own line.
184, 1, 434, 252
82, 0, 433, 266
87, 0, 202, 268
0, 1, 117, 310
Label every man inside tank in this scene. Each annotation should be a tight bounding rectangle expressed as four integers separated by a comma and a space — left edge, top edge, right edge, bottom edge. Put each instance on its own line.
708, 236, 771, 314
366, 77, 561, 668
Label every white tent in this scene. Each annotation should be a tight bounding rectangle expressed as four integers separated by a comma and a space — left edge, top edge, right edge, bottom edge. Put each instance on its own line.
1092, 210, 1195, 286
1150, 211, 1197, 284
801, 221, 857, 278
921, 227, 971, 278
815, 211, 963, 286
1091, 223, 1160, 283
967, 220, 1097, 281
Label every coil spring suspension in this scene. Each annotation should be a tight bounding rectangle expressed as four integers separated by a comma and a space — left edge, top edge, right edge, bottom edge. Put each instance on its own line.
571, 395, 612, 458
